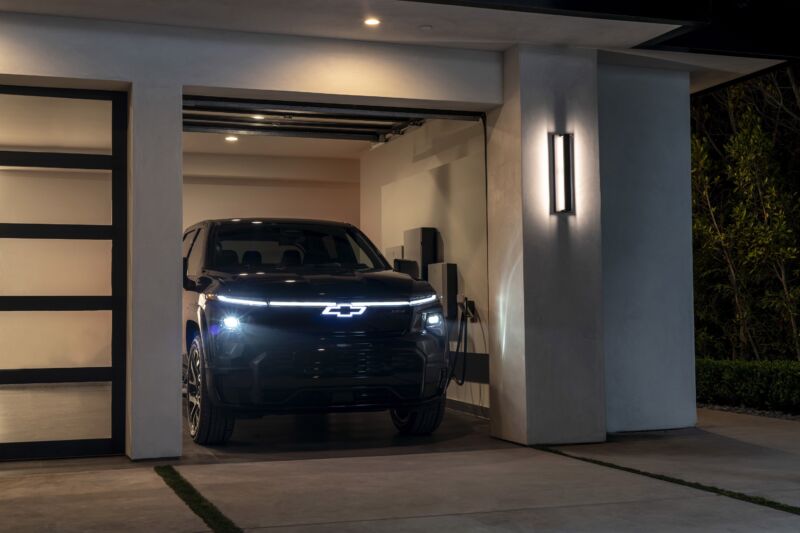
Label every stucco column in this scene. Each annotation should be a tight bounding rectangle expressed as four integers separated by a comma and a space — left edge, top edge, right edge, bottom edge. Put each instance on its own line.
126, 82, 183, 459
487, 46, 606, 445
598, 63, 696, 432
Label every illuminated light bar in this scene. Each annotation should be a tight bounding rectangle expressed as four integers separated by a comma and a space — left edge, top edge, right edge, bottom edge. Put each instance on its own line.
350, 300, 410, 307
269, 301, 335, 308
215, 294, 438, 308
216, 295, 269, 307
409, 294, 438, 306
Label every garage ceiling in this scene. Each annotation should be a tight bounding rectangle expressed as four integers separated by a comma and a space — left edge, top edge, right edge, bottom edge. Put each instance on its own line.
183, 134, 370, 159
183, 96, 482, 143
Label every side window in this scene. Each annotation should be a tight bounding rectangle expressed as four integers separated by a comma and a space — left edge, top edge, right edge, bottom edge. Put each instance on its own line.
186, 227, 206, 276
182, 229, 197, 259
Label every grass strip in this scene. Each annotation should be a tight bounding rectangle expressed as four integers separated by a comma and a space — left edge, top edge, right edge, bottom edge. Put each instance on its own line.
155, 465, 243, 533
535, 446, 800, 517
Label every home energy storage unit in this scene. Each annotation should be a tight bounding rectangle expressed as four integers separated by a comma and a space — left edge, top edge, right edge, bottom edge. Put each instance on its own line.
428, 263, 458, 319
403, 227, 438, 281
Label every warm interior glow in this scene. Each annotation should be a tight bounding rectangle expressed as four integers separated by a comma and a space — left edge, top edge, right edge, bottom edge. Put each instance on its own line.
251, 115, 265, 120
224, 135, 238, 142
364, 17, 381, 26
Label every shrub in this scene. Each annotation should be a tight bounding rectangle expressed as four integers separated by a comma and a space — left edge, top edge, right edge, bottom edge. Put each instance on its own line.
696, 358, 800, 414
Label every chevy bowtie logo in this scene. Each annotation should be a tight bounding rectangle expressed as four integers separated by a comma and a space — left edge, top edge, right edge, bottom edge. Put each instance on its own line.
321, 304, 367, 318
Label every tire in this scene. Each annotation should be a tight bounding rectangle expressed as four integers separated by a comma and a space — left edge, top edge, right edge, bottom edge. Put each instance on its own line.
186, 336, 235, 445
390, 395, 446, 436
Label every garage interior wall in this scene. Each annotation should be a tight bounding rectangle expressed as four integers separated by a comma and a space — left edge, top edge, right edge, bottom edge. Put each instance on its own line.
182, 142, 360, 228
360, 119, 490, 410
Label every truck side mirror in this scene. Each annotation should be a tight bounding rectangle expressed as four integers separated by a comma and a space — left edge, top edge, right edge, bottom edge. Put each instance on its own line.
393, 259, 420, 279
183, 257, 197, 290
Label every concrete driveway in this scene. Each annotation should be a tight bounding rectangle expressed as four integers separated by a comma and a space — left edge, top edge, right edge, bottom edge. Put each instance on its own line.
556, 408, 800, 508
1, 408, 799, 532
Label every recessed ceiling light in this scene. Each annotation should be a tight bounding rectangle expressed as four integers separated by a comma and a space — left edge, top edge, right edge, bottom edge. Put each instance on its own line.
224, 135, 238, 142
252, 220, 263, 224
364, 17, 381, 27
251, 115, 265, 120
231, 218, 241, 222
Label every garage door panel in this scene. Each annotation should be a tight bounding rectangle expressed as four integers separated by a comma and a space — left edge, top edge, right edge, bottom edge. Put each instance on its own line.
0, 311, 112, 370
0, 94, 111, 155
0, 86, 125, 461
0, 168, 112, 225
0, 239, 111, 296
0, 382, 112, 443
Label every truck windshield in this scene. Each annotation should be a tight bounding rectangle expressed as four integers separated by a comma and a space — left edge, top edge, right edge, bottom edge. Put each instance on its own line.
208, 222, 388, 273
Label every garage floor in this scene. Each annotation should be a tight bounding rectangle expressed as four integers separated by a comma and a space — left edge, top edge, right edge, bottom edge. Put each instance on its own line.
181, 407, 508, 465
2, 409, 800, 532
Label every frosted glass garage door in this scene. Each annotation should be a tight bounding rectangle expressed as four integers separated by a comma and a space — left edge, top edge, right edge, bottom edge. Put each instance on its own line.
0, 86, 126, 460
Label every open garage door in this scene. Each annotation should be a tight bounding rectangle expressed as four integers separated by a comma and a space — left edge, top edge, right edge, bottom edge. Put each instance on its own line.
181, 95, 491, 449
0, 86, 127, 460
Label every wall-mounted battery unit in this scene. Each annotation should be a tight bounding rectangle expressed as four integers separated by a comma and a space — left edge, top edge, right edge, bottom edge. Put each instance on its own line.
403, 227, 438, 281
428, 262, 458, 319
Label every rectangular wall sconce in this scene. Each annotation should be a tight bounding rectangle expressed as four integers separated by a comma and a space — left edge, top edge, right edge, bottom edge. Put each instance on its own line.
549, 133, 574, 214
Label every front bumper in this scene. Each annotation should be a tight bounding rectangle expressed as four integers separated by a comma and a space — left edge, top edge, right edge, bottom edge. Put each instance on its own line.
201, 303, 448, 413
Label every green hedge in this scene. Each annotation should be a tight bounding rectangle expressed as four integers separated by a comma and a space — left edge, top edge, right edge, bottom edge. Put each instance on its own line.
696, 358, 800, 414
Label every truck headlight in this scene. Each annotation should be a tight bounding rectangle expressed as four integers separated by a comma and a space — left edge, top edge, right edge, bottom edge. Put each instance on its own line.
423, 311, 445, 336
222, 316, 241, 331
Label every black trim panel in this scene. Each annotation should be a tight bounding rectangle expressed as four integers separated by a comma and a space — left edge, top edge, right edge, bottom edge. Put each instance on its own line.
0, 85, 121, 100
110, 91, 129, 455
0, 223, 112, 240
0, 439, 117, 462
0, 151, 112, 170
0, 367, 112, 385
453, 351, 490, 384
447, 398, 490, 419
0, 296, 112, 311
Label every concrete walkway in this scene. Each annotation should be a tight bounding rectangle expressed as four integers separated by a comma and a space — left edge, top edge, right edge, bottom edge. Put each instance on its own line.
0, 463, 208, 532
556, 408, 800, 508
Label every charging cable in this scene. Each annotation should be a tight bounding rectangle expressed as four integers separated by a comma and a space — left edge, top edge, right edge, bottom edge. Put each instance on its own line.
450, 296, 474, 386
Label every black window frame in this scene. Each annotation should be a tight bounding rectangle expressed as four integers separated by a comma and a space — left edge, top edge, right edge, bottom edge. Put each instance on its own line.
186, 225, 207, 277
0, 85, 128, 461
182, 228, 198, 259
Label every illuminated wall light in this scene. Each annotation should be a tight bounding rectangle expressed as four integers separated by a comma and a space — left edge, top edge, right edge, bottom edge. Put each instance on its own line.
224, 135, 238, 142
364, 17, 381, 26
550, 133, 575, 214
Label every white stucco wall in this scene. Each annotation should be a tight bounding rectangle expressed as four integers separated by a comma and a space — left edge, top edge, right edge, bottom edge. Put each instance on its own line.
488, 46, 606, 445
598, 63, 696, 432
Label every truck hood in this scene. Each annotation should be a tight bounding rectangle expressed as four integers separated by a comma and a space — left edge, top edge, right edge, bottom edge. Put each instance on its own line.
203, 268, 433, 302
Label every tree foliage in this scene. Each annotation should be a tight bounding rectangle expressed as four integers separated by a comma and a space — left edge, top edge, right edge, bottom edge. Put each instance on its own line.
693, 64, 800, 361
